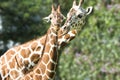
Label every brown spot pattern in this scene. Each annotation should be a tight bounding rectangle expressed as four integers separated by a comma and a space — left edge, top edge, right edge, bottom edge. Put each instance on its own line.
42, 54, 49, 64
34, 75, 42, 80
36, 46, 41, 51
50, 49, 58, 62
30, 73, 33, 78
72, 30, 77, 34
20, 49, 31, 58
46, 70, 55, 79
31, 42, 38, 51
47, 61, 56, 71
24, 60, 29, 67
1, 56, 5, 65
1, 65, 8, 76
9, 61, 15, 69
42, 75, 49, 80
39, 35, 46, 45
44, 44, 51, 53
65, 34, 70, 39
58, 29, 63, 38
35, 69, 41, 74
14, 46, 21, 51
50, 39, 54, 44
30, 54, 40, 63
15, 54, 23, 67
39, 63, 46, 74
25, 76, 31, 80
6, 50, 15, 61
10, 70, 19, 79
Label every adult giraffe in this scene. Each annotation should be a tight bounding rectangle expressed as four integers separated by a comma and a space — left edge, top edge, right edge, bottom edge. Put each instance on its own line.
21, 0, 93, 80
21, 5, 64, 80
0, 5, 65, 80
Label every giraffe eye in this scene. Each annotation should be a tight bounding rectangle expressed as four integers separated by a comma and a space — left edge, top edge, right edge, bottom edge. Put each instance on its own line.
63, 26, 67, 30
61, 17, 64, 20
50, 17, 52, 20
77, 14, 82, 18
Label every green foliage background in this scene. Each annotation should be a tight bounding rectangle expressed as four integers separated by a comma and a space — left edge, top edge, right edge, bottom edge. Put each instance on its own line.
0, 0, 120, 80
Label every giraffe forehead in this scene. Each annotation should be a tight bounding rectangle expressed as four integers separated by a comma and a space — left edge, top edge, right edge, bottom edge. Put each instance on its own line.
69, 6, 86, 16
52, 12, 61, 17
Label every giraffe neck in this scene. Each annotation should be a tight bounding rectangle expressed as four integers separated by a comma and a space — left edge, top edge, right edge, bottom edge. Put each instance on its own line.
34, 24, 59, 80
0, 23, 77, 80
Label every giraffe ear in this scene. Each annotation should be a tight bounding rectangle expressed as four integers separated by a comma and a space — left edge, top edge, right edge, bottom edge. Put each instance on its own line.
72, 0, 77, 8
79, 0, 84, 6
43, 16, 51, 22
86, 6, 93, 15
57, 5, 66, 20
52, 5, 55, 13
57, 5, 61, 13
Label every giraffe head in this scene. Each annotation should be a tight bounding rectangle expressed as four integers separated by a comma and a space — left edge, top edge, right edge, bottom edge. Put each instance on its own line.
43, 5, 65, 31
61, 0, 93, 34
